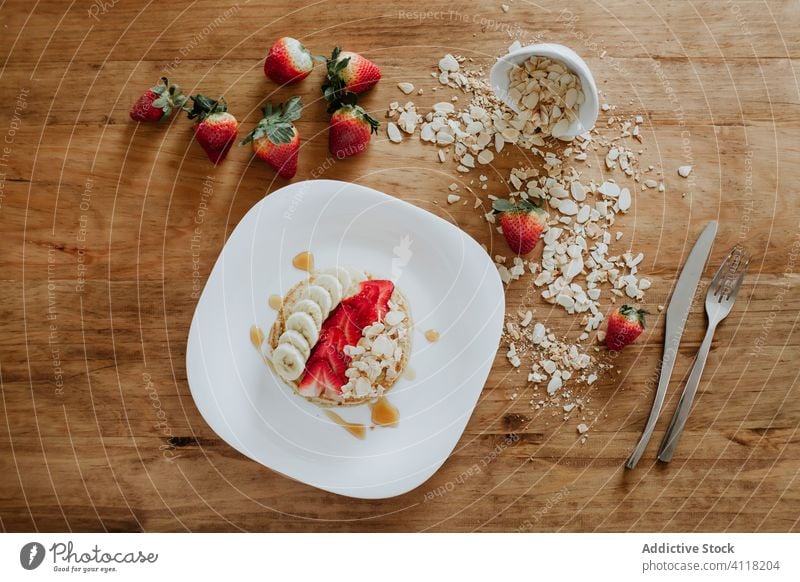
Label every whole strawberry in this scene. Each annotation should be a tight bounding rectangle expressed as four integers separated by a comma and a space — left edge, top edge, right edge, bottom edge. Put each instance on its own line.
492, 199, 547, 255
605, 305, 647, 351
240, 96, 303, 179
329, 102, 379, 159
322, 47, 381, 104
264, 37, 315, 85
129, 77, 186, 122
185, 95, 239, 165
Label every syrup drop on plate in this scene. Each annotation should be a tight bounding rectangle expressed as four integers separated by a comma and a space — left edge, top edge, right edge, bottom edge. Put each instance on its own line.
249, 325, 265, 349
292, 251, 314, 272
324, 410, 366, 439
371, 397, 399, 427
268, 294, 283, 311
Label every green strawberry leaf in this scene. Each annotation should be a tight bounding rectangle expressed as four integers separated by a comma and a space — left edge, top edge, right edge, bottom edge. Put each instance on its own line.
280, 96, 303, 123
185, 94, 227, 121
492, 199, 516, 212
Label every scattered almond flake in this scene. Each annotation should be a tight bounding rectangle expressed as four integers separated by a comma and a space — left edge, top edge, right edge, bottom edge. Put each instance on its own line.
547, 374, 563, 395
438, 53, 459, 73
618, 188, 631, 212
387, 122, 402, 143
477, 149, 494, 165
577, 423, 589, 434
397, 82, 415, 95
643, 179, 658, 189
383, 52, 659, 419
447, 194, 461, 204
678, 165, 693, 178
598, 181, 620, 197
501, 3, 509, 12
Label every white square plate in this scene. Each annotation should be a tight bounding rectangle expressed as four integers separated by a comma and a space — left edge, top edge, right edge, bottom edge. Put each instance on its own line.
186, 179, 504, 499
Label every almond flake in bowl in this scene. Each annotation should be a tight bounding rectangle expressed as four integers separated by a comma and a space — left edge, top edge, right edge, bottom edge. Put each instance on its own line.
490, 43, 599, 140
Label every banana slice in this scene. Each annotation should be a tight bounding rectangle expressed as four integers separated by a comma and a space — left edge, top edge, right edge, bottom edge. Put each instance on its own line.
285, 311, 319, 346
305, 285, 332, 318
278, 329, 311, 360
292, 299, 323, 329
313, 274, 343, 306
272, 343, 305, 381
325, 267, 352, 296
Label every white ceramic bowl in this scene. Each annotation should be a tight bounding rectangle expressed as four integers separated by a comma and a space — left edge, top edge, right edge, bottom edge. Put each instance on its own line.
489, 43, 599, 141
185, 179, 505, 499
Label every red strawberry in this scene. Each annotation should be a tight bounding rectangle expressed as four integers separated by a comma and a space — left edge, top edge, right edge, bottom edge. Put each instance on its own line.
185, 95, 239, 165
323, 47, 381, 101
356, 280, 394, 321
298, 358, 340, 397
264, 37, 315, 85
240, 96, 303, 178
324, 304, 362, 345
492, 198, 548, 255
129, 77, 186, 122
316, 327, 349, 362
605, 305, 647, 351
328, 103, 379, 159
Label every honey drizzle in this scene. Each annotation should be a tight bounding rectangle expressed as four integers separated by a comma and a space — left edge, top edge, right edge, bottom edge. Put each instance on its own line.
292, 251, 314, 272
371, 397, 399, 427
268, 294, 283, 311
249, 325, 265, 349
324, 410, 366, 439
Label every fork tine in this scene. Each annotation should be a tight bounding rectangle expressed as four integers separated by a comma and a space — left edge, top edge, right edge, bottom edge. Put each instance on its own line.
724, 256, 750, 302
720, 246, 746, 297
709, 247, 739, 298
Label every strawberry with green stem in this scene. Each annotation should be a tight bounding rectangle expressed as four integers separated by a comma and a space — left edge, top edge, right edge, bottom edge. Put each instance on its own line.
185, 94, 239, 165
605, 305, 647, 351
328, 93, 379, 159
129, 77, 186, 122
322, 46, 381, 106
492, 198, 548, 255
240, 96, 303, 179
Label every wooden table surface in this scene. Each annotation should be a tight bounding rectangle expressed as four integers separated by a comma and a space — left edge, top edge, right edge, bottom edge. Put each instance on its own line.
1, 0, 798, 532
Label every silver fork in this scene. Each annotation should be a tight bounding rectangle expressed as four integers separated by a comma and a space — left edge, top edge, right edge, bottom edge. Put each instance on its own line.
657, 245, 750, 462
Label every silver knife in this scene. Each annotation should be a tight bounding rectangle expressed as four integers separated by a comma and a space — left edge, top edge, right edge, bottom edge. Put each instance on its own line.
625, 220, 718, 469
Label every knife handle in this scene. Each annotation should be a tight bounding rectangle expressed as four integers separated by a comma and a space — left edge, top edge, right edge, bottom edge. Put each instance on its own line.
657, 322, 717, 462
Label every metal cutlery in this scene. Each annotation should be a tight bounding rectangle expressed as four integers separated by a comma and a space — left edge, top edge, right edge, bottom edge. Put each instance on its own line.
657, 245, 750, 462
626, 221, 718, 469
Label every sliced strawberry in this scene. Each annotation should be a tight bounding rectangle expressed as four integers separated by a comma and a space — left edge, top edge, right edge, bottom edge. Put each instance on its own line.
298, 357, 337, 397
315, 327, 350, 367
324, 350, 348, 393
357, 280, 393, 320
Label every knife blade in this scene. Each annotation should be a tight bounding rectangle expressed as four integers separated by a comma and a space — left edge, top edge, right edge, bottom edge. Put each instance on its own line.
625, 220, 718, 469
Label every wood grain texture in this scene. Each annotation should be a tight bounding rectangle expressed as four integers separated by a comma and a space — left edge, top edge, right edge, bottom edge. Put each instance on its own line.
1, 0, 798, 532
